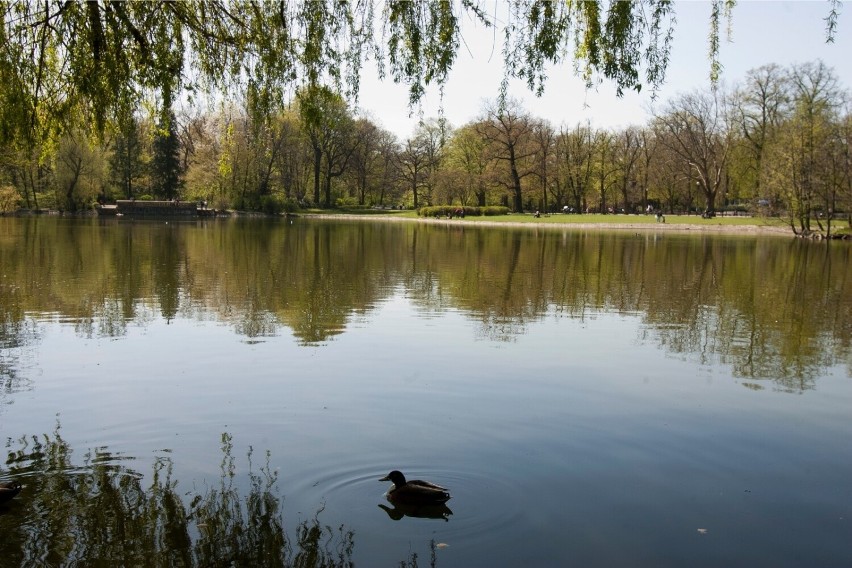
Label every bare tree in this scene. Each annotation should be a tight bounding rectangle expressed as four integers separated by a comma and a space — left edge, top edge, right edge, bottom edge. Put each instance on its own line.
476, 99, 536, 212
653, 88, 733, 215
531, 119, 556, 212
614, 127, 643, 213
555, 121, 595, 212
398, 133, 430, 209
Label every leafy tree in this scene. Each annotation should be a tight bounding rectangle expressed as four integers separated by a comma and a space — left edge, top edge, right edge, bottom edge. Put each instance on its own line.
445, 123, 490, 206
297, 85, 355, 207
109, 114, 146, 199
182, 113, 222, 206
729, 64, 789, 202
2, 0, 787, 151
150, 109, 183, 200
54, 128, 108, 211
272, 109, 313, 204
764, 61, 844, 235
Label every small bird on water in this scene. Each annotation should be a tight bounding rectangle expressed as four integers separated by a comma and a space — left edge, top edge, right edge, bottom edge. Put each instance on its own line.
380, 470, 451, 504
0, 480, 22, 504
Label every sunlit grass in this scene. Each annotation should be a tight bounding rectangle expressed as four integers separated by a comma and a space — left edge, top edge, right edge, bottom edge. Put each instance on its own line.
304, 208, 791, 228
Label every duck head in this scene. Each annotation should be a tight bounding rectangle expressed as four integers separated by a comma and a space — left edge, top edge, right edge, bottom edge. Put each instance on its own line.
379, 470, 406, 488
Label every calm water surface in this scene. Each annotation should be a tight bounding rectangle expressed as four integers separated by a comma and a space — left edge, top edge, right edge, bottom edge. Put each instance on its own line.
1, 217, 850, 566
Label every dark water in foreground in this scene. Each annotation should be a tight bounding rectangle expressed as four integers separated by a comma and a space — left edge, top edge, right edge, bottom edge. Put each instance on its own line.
0, 217, 850, 567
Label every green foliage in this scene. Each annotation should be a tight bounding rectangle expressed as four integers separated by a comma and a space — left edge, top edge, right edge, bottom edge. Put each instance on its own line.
150, 110, 183, 199
418, 205, 509, 217
259, 194, 285, 215
0, 0, 742, 152
0, 184, 20, 212
335, 196, 357, 208
109, 114, 145, 199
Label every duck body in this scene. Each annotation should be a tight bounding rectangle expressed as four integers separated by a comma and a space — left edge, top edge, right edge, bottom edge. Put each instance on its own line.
0, 481, 22, 504
380, 470, 451, 505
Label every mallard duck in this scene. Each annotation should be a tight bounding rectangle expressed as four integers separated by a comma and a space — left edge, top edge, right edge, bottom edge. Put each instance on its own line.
0, 480, 22, 504
379, 470, 451, 504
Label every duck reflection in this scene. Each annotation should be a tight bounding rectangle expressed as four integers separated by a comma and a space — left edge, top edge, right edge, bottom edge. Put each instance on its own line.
379, 501, 453, 522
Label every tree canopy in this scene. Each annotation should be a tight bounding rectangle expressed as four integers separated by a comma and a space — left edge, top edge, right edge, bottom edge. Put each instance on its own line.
3, 0, 792, 145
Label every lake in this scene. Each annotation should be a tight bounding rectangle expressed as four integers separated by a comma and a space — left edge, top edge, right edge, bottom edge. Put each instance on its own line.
1, 216, 850, 567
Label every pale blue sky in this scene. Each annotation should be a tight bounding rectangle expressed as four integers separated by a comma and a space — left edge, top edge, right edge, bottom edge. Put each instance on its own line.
357, 1, 852, 138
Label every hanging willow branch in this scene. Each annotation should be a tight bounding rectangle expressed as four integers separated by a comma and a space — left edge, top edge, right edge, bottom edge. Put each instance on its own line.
0, 0, 838, 147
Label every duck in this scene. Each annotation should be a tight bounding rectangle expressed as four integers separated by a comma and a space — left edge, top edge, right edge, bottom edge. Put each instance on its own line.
0, 480, 22, 505
379, 470, 451, 504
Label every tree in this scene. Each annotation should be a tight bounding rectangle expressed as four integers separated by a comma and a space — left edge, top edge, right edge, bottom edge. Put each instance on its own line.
555, 122, 596, 212
764, 61, 844, 235
398, 130, 430, 209
110, 114, 146, 199
55, 128, 108, 211
150, 109, 183, 200
614, 127, 643, 213
373, 129, 402, 206
414, 119, 448, 207
531, 119, 556, 212
476, 99, 535, 212
730, 64, 789, 202
445, 123, 491, 206
636, 127, 659, 211
3, 1, 787, 150
592, 129, 619, 213
653, 88, 733, 215
273, 109, 313, 204
297, 85, 355, 207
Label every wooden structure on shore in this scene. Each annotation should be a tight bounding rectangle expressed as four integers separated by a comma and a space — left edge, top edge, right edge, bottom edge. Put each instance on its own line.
97, 200, 216, 217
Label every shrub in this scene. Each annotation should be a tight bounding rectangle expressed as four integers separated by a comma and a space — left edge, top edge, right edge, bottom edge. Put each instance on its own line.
335, 196, 359, 208
281, 198, 299, 214
482, 206, 510, 216
260, 194, 285, 215
418, 205, 500, 217
0, 185, 21, 212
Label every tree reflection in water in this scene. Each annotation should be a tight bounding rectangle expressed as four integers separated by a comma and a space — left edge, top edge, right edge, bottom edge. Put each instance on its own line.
0, 427, 368, 567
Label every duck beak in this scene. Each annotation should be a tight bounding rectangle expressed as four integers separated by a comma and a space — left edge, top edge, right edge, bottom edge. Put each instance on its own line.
379, 475, 390, 482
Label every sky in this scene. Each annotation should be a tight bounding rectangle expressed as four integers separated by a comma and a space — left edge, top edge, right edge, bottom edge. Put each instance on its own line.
355, 1, 852, 139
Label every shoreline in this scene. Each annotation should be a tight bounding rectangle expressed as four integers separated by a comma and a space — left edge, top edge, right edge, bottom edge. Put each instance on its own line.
301, 213, 796, 237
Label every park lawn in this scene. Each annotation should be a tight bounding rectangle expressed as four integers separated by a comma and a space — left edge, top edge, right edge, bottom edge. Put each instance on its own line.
485, 213, 790, 227
301, 209, 845, 232
335, 209, 788, 227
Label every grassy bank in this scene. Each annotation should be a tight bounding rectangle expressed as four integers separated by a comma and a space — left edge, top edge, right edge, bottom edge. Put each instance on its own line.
305, 208, 791, 227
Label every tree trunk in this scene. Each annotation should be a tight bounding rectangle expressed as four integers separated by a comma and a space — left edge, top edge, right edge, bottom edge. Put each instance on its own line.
312, 147, 322, 205
509, 151, 523, 212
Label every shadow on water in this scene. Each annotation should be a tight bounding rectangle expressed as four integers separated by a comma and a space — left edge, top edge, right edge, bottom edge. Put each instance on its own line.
1, 424, 437, 567
378, 502, 453, 522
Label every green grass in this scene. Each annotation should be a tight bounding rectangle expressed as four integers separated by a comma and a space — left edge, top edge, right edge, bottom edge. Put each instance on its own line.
304, 208, 791, 227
